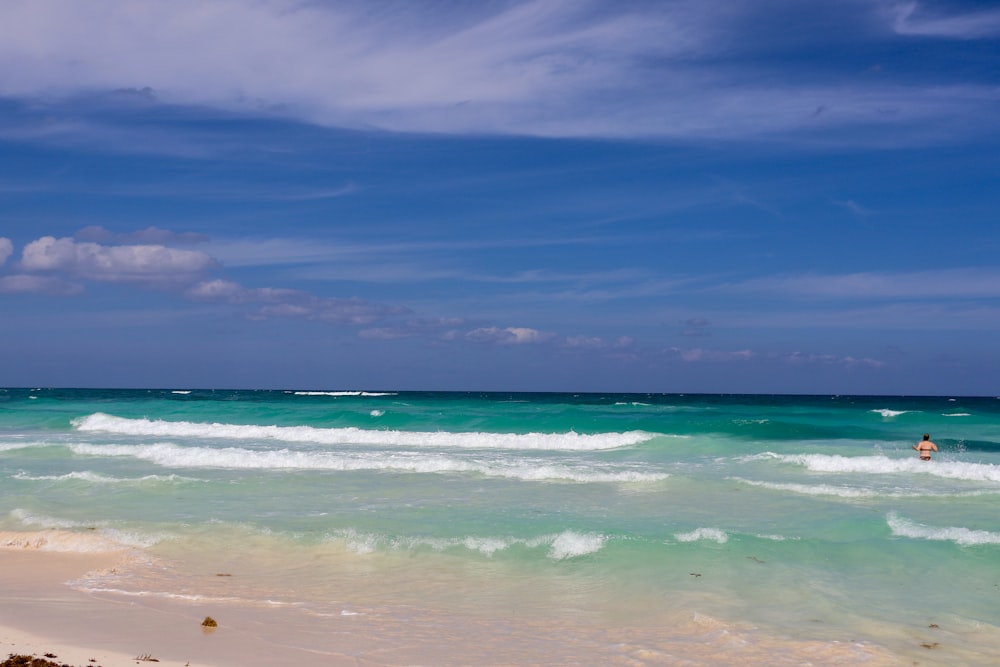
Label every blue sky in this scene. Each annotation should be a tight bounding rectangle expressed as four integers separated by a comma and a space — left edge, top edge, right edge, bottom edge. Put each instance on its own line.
1, 0, 999, 395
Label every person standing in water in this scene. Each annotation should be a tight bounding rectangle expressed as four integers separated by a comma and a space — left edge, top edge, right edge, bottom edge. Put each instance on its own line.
913, 434, 938, 460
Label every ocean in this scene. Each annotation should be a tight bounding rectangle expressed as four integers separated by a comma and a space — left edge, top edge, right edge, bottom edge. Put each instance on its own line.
1, 388, 998, 665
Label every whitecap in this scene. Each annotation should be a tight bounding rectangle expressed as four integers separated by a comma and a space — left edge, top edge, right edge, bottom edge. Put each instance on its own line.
731, 477, 881, 498
547, 530, 605, 559
674, 527, 728, 544
775, 453, 1000, 483
886, 512, 1000, 546
65, 441, 665, 484
328, 528, 605, 560
871, 409, 910, 418
293, 391, 396, 397
72, 412, 653, 451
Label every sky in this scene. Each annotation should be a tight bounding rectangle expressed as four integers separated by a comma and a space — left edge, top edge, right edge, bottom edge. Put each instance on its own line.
1, 0, 999, 395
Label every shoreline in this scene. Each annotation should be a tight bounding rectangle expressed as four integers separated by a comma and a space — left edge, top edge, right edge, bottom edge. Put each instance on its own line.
0, 549, 369, 667
0, 545, 911, 667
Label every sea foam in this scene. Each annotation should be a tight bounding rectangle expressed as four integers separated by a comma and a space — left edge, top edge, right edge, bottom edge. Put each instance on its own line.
773, 453, 1000, 483
330, 528, 606, 560
65, 441, 664, 484
886, 512, 1000, 546
674, 527, 729, 544
870, 409, 912, 418
292, 391, 396, 397
11, 471, 196, 485
73, 412, 653, 451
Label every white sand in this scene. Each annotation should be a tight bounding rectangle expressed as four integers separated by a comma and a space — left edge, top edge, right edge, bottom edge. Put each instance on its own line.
0, 549, 373, 667
0, 539, 906, 666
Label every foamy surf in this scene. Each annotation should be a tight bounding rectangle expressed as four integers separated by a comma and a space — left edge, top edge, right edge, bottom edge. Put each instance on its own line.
871, 409, 913, 418
772, 453, 1000, 482
73, 412, 654, 451
329, 528, 607, 560
291, 391, 397, 397
674, 527, 729, 544
886, 512, 1000, 546
65, 441, 665, 483
0, 528, 140, 553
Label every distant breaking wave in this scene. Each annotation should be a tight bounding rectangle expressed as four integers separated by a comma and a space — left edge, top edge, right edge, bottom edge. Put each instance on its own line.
65, 442, 667, 484
729, 477, 996, 499
768, 453, 1000, 483
291, 391, 397, 397
332, 528, 607, 560
674, 527, 728, 544
72, 413, 653, 451
886, 512, 1000, 546
871, 409, 912, 418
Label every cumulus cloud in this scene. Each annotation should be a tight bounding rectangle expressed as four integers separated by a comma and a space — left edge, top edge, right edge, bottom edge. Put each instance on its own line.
669, 347, 754, 363
0, 237, 12, 266
20, 236, 217, 285
465, 326, 557, 345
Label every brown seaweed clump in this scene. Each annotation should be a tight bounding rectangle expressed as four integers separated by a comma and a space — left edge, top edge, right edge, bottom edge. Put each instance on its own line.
201, 616, 218, 628
1, 654, 77, 667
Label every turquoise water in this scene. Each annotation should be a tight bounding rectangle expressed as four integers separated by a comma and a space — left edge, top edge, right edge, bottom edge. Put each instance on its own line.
2, 388, 999, 664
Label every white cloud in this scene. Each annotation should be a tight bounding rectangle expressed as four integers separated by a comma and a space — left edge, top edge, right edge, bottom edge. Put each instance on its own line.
75, 225, 209, 246
726, 269, 1000, 300
669, 347, 754, 363
563, 335, 634, 350
186, 278, 409, 325
466, 326, 556, 345
20, 236, 217, 285
0, 0, 995, 142
357, 327, 416, 341
0, 237, 12, 266
890, 2, 1000, 39
778, 352, 886, 369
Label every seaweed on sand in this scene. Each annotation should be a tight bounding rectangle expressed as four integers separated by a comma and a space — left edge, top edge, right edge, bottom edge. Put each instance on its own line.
2, 654, 80, 667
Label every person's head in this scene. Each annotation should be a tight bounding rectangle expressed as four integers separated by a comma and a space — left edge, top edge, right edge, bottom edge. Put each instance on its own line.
923, 433, 930, 441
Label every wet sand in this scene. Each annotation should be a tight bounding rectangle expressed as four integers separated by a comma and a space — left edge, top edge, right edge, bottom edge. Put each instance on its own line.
0, 550, 353, 667
0, 546, 915, 666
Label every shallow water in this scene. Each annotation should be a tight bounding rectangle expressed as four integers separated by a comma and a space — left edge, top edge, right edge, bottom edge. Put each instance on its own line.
2, 389, 999, 664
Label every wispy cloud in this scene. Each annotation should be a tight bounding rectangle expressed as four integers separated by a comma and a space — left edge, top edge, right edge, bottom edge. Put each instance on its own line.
75, 226, 209, 246
889, 2, 1000, 39
461, 326, 558, 345
0, 237, 12, 266
0, 0, 996, 144
668, 347, 754, 363
0, 273, 83, 296
833, 199, 873, 217
777, 351, 886, 369
186, 278, 409, 325
725, 269, 1000, 300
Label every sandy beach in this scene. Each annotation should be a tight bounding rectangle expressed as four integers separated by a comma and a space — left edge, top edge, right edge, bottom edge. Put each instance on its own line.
0, 549, 377, 667
1, 544, 908, 667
